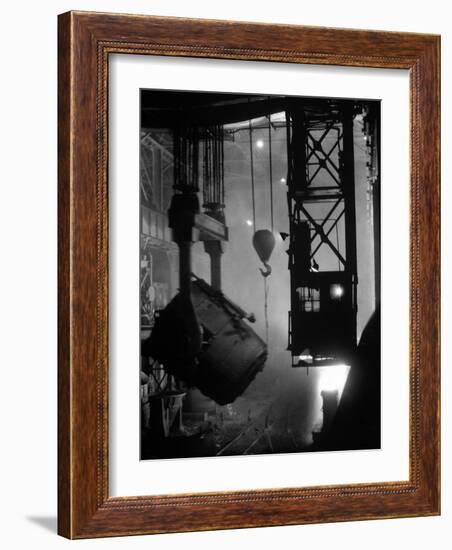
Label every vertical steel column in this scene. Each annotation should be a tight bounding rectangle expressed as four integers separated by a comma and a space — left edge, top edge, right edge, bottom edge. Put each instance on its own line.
341, 103, 358, 309
372, 104, 381, 308
290, 110, 308, 194
204, 240, 224, 291
286, 109, 308, 353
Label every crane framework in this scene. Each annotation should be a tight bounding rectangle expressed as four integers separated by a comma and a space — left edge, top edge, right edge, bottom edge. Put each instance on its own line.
286, 100, 363, 367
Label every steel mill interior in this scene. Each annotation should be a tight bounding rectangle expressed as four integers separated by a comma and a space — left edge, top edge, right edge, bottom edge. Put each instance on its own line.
139, 90, 380, 459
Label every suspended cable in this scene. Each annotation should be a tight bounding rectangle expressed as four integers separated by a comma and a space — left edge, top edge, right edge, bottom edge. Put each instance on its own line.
263, 276, 270, 346
249, 119, 256, 231
249, 112, 276, 349
268, 115, 274, 232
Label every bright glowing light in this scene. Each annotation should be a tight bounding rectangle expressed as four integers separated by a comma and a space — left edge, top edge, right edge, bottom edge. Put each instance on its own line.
256, 139, 264, 149
246, 220, 253, 227
330, 284, 344, 299
280, 177, 286, 184
319, 364, 350, 397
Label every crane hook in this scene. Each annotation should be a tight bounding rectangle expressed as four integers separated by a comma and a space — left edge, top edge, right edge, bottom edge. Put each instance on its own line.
259, 262, 272, 278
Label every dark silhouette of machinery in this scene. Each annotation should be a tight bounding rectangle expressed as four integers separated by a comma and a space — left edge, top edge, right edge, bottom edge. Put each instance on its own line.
146, 275, 267, 405
285, 101, 360, 366
312, 389, 339, 446
141, 116, 268, 408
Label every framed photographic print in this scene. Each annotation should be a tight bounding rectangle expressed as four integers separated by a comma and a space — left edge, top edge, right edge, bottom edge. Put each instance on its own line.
58, 11, 440, 539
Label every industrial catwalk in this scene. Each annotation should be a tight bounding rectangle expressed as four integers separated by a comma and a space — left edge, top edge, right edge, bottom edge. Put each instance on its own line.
139, 91, 381, 459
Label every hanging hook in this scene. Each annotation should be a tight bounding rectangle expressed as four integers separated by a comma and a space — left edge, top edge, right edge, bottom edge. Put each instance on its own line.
259, 262, 272, 278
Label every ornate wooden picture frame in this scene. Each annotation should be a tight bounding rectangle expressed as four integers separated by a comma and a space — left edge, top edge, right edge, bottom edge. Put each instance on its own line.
58, 11, 440, 539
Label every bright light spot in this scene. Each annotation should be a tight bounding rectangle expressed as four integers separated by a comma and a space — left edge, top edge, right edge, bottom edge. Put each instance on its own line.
319, 364, 350, 398
298, 354, 313, 362
256, 139, 264, 149
330, 284, 344, 299
246, 220, 253, 227
280, 177, 286, 184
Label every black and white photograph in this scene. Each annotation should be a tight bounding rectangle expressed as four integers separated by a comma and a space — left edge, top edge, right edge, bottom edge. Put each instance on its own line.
0, 0, 445, 546
139, 90, 381, 460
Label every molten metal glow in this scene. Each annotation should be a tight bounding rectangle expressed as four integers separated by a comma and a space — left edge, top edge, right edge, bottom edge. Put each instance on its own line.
319, 364, 350, 397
